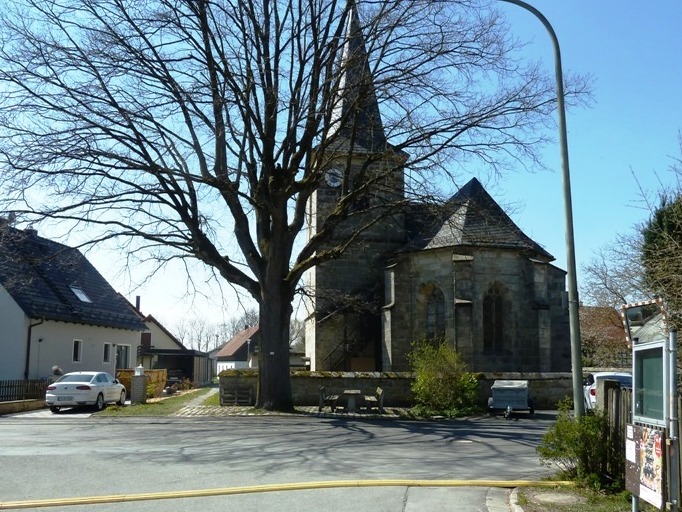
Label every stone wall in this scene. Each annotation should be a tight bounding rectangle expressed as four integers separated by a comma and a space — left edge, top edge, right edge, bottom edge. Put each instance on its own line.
386, 247, 571, 374
0, 399, 45, 415
219, 370, 575, 409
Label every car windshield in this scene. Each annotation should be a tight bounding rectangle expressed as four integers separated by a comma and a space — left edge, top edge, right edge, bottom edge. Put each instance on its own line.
597, 375, 632, 386
56, 374, 94, 383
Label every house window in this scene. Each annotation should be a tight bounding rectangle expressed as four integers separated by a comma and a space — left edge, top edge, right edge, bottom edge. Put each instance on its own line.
69, 285, 92, 303
72, 339, 82, 362
103, 343, 111, 363
483, 283, 506, 352
426, 287, 445, 340
116, 345, 130, 370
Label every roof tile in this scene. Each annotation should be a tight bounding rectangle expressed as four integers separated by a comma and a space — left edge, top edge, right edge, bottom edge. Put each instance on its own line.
0, 227, 146, 331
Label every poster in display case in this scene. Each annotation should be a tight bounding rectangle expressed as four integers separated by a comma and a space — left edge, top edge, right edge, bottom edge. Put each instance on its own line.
625, 424, 665, 510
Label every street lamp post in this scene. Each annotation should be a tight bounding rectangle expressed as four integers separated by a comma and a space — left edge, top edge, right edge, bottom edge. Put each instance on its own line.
499, 0, 584, 417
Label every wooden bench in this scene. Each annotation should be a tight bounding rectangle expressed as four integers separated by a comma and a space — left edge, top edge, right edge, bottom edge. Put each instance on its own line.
363, 387, 384, 413
220, 387, 253, 406
319, 386, 339, 412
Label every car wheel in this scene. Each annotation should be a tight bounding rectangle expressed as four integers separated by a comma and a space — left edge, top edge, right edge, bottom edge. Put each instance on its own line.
117, 390, 126, 406
49, 406, 61, 414
94, 393, 105, 411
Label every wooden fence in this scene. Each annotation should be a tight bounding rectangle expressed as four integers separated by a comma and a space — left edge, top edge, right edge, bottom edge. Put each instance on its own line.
0, 379, 50, 402
603, 384, 632, 479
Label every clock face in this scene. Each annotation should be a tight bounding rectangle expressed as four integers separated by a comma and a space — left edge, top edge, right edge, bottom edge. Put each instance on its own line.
324, 167, 343, 188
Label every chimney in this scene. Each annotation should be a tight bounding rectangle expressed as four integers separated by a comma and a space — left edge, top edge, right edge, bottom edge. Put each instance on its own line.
135, 296, 141, 311
0, 212, 16, 227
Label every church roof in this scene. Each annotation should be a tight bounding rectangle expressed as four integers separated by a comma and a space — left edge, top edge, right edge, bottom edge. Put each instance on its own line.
405, 178, 554, 261
325, 2, 388, 154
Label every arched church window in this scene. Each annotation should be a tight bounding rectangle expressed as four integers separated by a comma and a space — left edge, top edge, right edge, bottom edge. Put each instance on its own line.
483, 283, 506, 353
426, 287, 445, 340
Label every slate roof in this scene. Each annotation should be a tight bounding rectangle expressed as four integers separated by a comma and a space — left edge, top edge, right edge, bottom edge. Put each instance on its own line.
319, 1, 408, 168
404, 178, 554, 261
215, 325, 259, 360
0, 227, 146, 331
327, 3, 387, 154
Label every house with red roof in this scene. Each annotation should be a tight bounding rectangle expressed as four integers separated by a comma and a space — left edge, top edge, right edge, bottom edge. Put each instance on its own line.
215, 325, 259, 372
215, 325, 307, 373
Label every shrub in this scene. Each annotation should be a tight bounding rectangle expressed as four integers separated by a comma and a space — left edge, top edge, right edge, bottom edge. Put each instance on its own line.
537, 398, 623, 490
146, 383, 157, 399
408, 339, 479, 417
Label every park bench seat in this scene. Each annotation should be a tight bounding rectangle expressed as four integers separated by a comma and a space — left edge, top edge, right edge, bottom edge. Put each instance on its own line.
319, 386, 339, 412
363, 387, 384, 413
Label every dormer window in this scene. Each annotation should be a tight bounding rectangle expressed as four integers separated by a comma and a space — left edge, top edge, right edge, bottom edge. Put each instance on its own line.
70, 285, 92, 303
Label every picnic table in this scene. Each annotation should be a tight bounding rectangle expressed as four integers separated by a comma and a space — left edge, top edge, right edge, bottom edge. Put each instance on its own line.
341, 389, 362, 413
318, 386, 385, 413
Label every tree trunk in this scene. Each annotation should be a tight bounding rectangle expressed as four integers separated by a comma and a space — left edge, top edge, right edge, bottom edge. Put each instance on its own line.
257, 287, 294, 411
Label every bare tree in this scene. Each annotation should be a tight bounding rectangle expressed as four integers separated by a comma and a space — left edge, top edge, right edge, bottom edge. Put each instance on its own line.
0, 0, 587, 410
582, 136, 682, 308
172, 308, 259, 351
289, 318, 305, 353
174, 316, 226, 352
579, 305, 630, 368
580, 233, 650, 308
225, 308, 259, 339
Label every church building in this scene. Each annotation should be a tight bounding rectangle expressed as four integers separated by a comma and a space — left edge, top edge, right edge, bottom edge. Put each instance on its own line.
304, 4, 571, 374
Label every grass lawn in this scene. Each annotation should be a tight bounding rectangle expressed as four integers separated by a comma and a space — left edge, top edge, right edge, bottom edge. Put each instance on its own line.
96, 387, 214, 417
518, 486, 660, 512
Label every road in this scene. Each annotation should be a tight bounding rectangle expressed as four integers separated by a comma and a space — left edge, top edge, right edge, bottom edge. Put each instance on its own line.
0, 410, 556, 511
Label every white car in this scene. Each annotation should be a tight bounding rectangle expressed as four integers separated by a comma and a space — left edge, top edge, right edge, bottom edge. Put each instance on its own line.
583, 372, 632, 410
45, 371, 126, 413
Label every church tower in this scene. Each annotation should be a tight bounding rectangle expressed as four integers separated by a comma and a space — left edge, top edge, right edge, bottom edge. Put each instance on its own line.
305, 3, 407, 371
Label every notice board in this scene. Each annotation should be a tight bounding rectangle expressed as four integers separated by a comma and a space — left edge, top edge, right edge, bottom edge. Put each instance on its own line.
625, 424, 665, 509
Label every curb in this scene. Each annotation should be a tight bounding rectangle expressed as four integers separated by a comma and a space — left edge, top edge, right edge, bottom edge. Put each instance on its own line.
0, 480, 552, 510
510, 488, 525, 512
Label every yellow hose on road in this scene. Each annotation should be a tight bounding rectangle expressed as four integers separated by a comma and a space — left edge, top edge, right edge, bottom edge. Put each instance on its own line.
0, 479, 574, 509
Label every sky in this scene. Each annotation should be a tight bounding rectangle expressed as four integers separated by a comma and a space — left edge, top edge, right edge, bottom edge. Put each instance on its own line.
84, 0, 682, 331
492, 0, 682, 286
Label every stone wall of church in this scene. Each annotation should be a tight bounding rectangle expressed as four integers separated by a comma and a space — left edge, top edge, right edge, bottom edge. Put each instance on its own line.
306, 155, 407, 371
548, 266, 572, 371
386, 249, 456, 371
311, 239, 405, 370
384, 247, 570, 373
